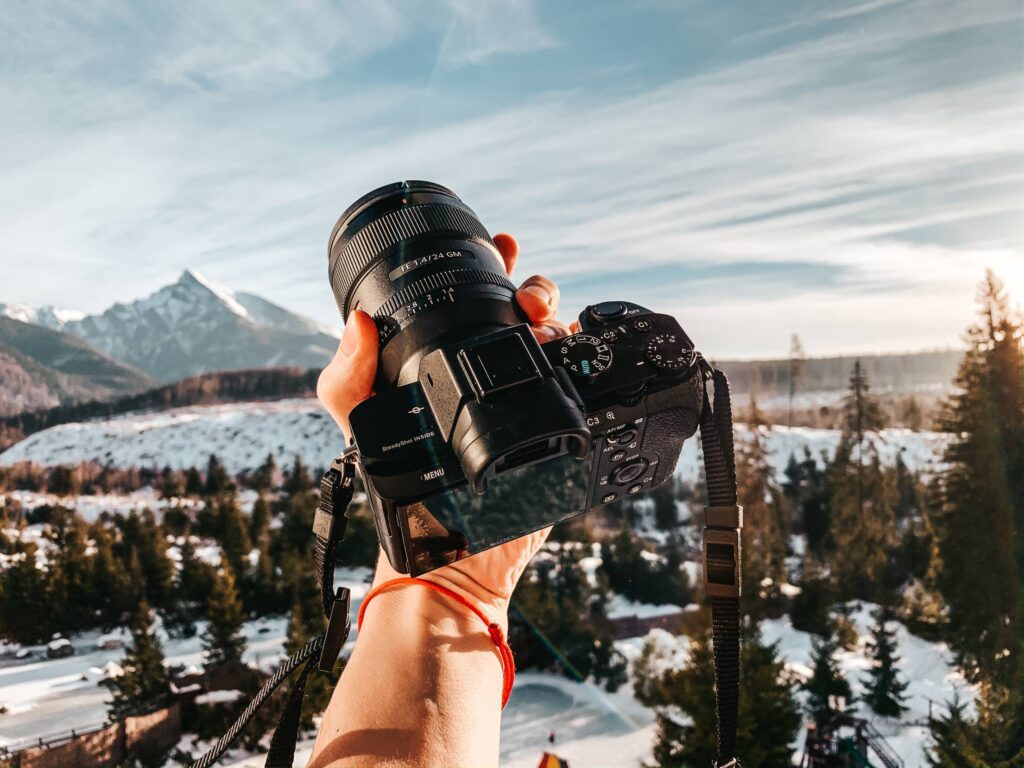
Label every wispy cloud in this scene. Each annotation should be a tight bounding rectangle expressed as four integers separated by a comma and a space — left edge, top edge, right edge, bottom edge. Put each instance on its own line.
0, 0, 1020, 357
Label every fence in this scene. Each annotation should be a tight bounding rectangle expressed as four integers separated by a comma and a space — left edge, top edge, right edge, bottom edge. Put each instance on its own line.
0, 702, 181, 768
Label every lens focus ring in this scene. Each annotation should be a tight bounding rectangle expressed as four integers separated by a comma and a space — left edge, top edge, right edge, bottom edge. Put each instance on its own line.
330, 202, 496, 316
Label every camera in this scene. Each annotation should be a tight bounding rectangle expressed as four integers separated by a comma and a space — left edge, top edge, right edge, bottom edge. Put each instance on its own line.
329, 181, 705, 575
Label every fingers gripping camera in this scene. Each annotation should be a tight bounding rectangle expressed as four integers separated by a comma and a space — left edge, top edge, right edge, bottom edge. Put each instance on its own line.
348, 300, 704, 576
328, 181, 704, 576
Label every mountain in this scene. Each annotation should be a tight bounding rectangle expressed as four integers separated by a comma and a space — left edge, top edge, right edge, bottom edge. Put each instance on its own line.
0, 303, 85, 331
25, 270, 340, 383
0, 317, 154, 417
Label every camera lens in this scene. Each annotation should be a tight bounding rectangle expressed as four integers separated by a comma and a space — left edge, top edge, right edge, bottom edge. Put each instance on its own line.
329, 181, 521, 387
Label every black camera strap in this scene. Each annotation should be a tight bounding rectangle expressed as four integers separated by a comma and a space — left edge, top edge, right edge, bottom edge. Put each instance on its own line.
698, 366, 743, 768
190, 369, 742, 768
187, 459, 356, 768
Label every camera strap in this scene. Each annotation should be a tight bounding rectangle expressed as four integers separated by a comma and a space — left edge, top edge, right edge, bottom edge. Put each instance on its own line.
698, 365, 742, 768
190, 369, 742, 768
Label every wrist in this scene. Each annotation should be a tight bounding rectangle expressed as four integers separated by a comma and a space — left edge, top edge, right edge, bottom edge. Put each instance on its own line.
370, 552, 511, 630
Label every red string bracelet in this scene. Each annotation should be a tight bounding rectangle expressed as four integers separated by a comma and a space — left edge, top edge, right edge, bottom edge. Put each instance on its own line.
357, 576, 515, 708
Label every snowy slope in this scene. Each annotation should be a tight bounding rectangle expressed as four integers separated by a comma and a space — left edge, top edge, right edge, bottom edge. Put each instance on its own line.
676, 423, 952, 485
0, 399, 345, 473
0, 398, 952, 479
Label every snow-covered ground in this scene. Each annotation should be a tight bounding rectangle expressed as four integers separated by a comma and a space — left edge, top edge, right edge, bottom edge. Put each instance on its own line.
0, 397, 952, 481
0, 617, 288, 748
0, 568, 374, 750
1, 586, 965, 767
0, 399, 344, 474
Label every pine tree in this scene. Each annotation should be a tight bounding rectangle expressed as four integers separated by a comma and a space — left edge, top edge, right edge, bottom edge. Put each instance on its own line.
782, 448, 830, 557
132, 510, 176, 609
738, 398, 788, 615
251, 453, 277, 493
107, 601, 170, 716
660, 534, 693, 606
0, 541, 52, 643
803, 620, 854, 729
204, 454, 234, 496
928, 685, 1024, 767
250, 495, 271, 543
864, 606, 909, 717
202, 561, 247, 668
283, 455, 313, 495
216, 493, 252, 582
828, 362, 897, 601
176, 535, 213, 606
249, 537, 283, 615
46, 465, 79, 496
158, 466, 183, 499
788, 333, 805, 428
650, 477, 678, 530
790, 553, 834, 637
935, 272, 1022, 690
90, 523, 135, 626
636, 624, 801, 768
184, 466, 204, 496
49, 514, 94, 631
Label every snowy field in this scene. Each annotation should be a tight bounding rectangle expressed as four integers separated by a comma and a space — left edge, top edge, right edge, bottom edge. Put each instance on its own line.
0, 397, 952, 481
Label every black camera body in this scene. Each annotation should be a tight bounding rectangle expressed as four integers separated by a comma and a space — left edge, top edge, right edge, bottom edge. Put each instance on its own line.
349, 300, 704, 575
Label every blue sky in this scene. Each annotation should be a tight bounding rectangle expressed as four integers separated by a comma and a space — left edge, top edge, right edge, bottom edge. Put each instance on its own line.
0, 0, 1021, 357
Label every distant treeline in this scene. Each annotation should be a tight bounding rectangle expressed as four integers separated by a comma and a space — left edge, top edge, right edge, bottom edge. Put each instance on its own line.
716, 349, 962, 396
0, 367, 317, 450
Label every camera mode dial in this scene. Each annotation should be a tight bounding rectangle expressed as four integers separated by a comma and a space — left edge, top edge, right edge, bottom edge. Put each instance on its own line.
558, 334, 613, 378
645, 333, 696, 371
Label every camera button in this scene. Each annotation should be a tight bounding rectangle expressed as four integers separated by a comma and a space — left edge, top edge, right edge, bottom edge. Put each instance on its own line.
628, 483, 643, 494
588, 301, 627, 321
608, 428, 638, 446
612, 459, 648, 485
602, 492, 617, 504
610, 450, 626, 462
633, 318, 653, 333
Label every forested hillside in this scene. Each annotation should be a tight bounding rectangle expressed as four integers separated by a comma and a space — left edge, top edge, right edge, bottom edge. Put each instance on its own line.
0, 317, 153, 417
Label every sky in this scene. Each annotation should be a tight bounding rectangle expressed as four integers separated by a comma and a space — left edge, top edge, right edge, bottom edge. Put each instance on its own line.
0, 0, 1021, 358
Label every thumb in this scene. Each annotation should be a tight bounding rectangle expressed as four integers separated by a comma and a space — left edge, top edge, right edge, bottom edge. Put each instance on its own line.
317, 310, 379, 437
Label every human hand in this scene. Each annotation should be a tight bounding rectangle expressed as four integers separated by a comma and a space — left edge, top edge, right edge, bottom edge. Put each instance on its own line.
317, 233, 570, 623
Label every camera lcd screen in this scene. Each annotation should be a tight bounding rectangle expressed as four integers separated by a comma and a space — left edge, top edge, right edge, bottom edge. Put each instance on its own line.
399, 453, 593, 575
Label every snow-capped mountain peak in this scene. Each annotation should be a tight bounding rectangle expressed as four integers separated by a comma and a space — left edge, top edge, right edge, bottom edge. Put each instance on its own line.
3, 271, 341, 383
0, 302, 86, 331
175, 269, 253, 321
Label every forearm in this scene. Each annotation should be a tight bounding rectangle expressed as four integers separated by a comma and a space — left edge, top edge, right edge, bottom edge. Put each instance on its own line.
308, 581, 508, 768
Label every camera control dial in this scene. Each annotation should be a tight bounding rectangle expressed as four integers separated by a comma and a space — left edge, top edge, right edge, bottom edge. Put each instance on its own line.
644, 333, 696, 371
559, 334, 613, 378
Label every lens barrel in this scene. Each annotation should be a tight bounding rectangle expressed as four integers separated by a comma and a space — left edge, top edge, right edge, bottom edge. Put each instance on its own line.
328, 181, 521, 387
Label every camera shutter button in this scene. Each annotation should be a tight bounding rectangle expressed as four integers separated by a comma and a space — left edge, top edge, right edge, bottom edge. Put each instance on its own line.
588, 301, 627, 321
